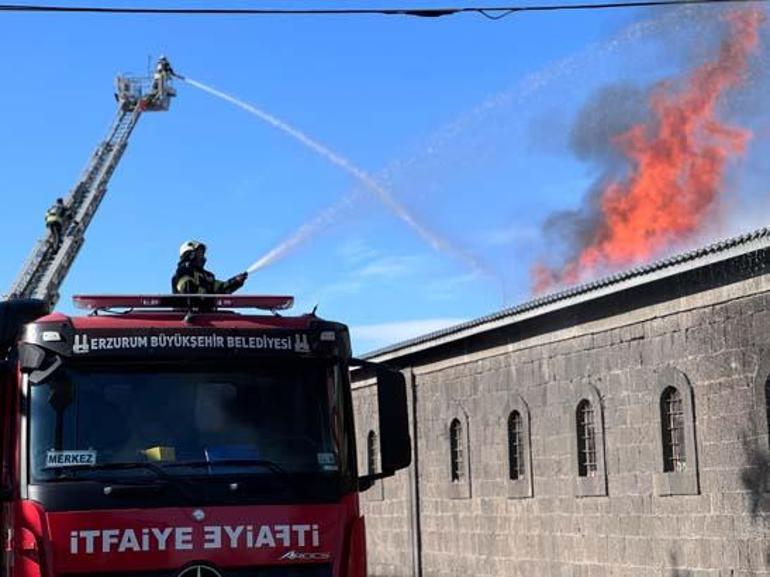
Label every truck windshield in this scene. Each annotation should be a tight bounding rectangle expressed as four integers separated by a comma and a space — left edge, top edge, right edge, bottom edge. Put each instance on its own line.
29, 361, 347, 483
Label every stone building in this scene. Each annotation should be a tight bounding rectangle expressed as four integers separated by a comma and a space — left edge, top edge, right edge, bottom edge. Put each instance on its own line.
351, 227, 770, 577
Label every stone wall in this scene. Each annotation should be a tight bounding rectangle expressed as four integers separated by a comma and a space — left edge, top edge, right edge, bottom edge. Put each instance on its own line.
353, 271, 770, 577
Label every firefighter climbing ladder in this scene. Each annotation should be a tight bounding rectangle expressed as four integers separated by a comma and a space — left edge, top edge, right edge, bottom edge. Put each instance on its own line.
5, 58, 176, 307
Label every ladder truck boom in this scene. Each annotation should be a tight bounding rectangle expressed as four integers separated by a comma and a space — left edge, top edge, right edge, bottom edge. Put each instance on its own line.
6, 57, 177, 307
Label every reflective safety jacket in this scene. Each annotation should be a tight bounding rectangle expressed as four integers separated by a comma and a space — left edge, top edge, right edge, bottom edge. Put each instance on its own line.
45, 203, 69, 226
171, 262, 245, 295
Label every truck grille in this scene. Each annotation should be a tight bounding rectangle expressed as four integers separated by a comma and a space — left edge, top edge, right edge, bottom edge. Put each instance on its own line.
73, 566, 332, 577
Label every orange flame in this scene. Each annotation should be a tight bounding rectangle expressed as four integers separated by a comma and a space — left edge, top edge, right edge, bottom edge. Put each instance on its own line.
533, 9, 764, 294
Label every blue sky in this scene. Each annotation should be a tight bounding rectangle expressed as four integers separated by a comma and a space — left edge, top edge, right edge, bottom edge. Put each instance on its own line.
1, 1, 768, 354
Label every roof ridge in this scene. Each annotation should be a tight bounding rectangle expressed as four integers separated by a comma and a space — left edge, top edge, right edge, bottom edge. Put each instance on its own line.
362, 224, 770, 359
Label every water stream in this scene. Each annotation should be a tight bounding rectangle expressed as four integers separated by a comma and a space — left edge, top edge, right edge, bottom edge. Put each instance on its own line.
183, 77, 490, 278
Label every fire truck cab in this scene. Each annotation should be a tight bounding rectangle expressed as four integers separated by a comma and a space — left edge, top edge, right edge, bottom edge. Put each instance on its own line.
0, 295, 410, 577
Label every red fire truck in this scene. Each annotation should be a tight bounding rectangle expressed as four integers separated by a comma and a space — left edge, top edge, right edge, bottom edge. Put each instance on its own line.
0, 294, 411, 577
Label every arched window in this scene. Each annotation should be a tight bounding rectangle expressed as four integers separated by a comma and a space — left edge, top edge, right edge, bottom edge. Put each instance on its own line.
505, 397, 533, 499
576, 400, 597, 477
450, 418, 464, 482
367, 430, 378, 476
661, 386, 686, 472
508, 411, 525, 481
653, 367, 699, 496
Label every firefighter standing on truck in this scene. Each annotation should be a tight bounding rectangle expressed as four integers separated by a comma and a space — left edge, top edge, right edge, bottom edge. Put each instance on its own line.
45, 198, 71, 249
172, 240, 248, 294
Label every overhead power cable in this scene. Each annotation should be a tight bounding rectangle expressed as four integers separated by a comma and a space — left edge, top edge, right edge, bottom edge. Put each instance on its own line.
0, 0, 765, 19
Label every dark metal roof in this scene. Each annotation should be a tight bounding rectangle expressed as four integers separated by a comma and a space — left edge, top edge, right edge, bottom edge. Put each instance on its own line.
362, 225, 770, 360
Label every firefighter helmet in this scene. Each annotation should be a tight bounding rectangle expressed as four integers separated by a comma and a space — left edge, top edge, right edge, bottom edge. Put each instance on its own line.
179, 240, 206, 258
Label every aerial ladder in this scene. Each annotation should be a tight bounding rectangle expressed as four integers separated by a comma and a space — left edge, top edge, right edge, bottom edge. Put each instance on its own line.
6, 57, 178, 307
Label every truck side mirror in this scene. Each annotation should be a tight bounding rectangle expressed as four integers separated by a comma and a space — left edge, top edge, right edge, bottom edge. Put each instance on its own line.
351, 359, 412, 488
0, 299, 48, 353
376, 368, 411, 474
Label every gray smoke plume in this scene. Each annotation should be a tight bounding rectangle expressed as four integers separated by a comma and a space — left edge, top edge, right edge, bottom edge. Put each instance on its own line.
569, 83, 650, 164
538, 83, 650, 267
535, 8, 770, 280
540, 183, 605, 268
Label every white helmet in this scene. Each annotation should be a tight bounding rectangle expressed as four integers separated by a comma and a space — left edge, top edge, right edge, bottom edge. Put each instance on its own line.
179, 240, 206, 258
